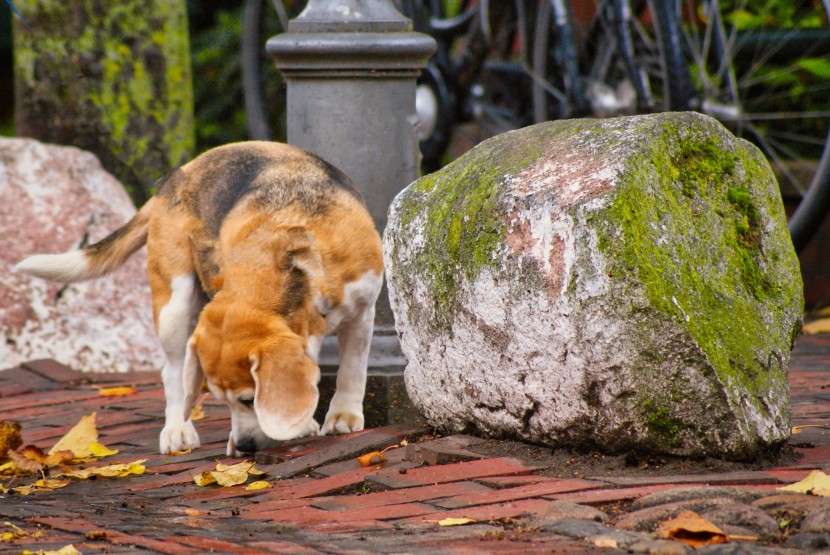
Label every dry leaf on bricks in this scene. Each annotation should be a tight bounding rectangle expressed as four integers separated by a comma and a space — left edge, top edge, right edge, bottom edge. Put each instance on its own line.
2, 522, 44, 542
193, 461, 265, 487
438, 518, 476, 526
12, 479, 71, 495
0, 421, 22, 457
95, 386, 137, 397
49, 413, 98, 458
59, 460, 147, 480
802, 318, 830, 334
657, 510, 728, 548
778, 470, 830, 496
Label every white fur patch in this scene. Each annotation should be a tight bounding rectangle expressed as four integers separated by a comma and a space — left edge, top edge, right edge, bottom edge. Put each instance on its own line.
14, 251, 91, 283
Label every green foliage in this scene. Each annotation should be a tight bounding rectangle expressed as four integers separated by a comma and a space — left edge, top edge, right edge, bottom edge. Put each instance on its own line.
190, 8, 248, 151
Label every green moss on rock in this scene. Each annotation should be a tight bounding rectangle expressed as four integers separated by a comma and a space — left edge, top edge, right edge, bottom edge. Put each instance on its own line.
386, 112, 802, 461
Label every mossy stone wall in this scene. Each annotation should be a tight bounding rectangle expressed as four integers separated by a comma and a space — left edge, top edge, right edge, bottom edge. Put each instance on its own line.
13, 0, 195, 205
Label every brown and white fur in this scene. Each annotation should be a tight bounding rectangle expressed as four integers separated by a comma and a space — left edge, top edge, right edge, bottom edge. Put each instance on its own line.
15, 142, 384, 456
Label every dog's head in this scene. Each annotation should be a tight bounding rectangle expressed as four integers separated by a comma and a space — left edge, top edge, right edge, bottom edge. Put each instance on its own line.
184, 302, 321, 455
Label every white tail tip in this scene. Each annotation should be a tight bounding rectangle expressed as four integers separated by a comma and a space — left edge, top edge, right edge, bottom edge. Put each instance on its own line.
14, 251, 92, 283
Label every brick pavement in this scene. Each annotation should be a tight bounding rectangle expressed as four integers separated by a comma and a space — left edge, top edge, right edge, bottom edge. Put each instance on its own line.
1, 334, 829, 553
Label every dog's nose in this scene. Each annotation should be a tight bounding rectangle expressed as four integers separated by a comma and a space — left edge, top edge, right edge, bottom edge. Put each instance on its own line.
235, 437, 258, 454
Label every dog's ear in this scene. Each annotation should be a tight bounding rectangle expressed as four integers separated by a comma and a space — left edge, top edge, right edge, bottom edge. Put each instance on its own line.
249, 337, 320, 441
276, 226, 323, 278
181, 336, 204, 421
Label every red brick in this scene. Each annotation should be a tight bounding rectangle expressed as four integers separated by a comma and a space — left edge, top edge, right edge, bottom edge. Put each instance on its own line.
765, 469, 814, 483
259, 427, 416, 478
0, 366, 57, 396
279, 466, 380, 499
312, 481, 493, 511
366, 457, 536, 489
254, 502, 437, 523
308, 519, 395, 534
246, 540, 322, 553
434, 478, 604, 509
592, 470, 780, 487
163, 535, 266, 554
28, 516, 100, 533
243, 505, 329, 524
403, 498, 550, 525
792, 445, 830, 467
404, 435, 484, 465
0, 389, 102, 415
182, 478, 314, 503
22, 359, 86, 385
239, 497, 314, 517
108, 533, 203, 554
313, 446, 408, 477
548, 483, 685, 504
476, 475, 555, 488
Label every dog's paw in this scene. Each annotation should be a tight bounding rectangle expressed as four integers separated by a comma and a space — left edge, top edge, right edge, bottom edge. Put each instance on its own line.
321, 412, 364, 435
159, 420, 200, 454
297, 418, 321, 438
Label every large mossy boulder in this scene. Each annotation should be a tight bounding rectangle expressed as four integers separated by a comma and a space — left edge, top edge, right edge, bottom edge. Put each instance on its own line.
384, 112, 803, 461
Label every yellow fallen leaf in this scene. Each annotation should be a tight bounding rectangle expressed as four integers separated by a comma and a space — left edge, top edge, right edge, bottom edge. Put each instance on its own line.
190, 404, 206, 422
88, 441, 119, 458
0, 421, 22, 457
792, 424, 827, 435
59, 460, 147, 480
22, 545, 80, 555
802, 318, 830, 334
213, 461, 260, 486
2, 522, 44, 542
96, 386, 137, 397
657, 510, 728, 548
194, 461, 264, 487
49, 413, 98, 458
778, 470, 830, 496
12, 479, 71, 495
0, 461, 15, 475
245, 480, 270, 491
194, 471, 217, 487
438, 517, 475, 526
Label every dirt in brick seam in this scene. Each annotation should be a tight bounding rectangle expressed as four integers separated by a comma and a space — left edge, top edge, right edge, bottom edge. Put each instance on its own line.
461, 435, 803, 479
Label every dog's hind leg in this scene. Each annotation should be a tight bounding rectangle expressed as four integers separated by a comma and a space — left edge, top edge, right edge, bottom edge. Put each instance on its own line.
155, 273, 204, 454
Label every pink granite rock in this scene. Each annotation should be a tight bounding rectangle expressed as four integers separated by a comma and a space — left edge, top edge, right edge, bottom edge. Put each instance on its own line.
0, 138, 164, 372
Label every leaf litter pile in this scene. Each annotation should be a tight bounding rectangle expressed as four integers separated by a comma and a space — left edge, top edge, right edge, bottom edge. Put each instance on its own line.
0, 413, 145, 495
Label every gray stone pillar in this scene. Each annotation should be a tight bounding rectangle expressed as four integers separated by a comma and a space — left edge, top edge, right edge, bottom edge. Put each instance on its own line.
268, 0, 435, 423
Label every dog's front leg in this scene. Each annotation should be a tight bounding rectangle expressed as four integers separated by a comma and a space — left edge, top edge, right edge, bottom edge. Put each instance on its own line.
157, 275, 202, 454
322, 307, 374, 435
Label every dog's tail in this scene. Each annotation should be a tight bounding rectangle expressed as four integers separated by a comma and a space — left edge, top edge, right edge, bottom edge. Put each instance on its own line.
14, 197, 159, 283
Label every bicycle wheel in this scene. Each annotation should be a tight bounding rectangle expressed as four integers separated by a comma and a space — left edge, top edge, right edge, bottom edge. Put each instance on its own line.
241, 0, 303, 142
532, 0, 690, 123
644, 0, 830, 250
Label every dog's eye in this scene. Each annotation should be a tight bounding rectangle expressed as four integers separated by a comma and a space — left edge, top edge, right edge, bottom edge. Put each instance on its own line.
239, 398, 255, 408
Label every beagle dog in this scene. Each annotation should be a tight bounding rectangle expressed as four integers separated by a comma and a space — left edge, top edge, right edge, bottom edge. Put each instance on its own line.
15, 141, 384, 456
